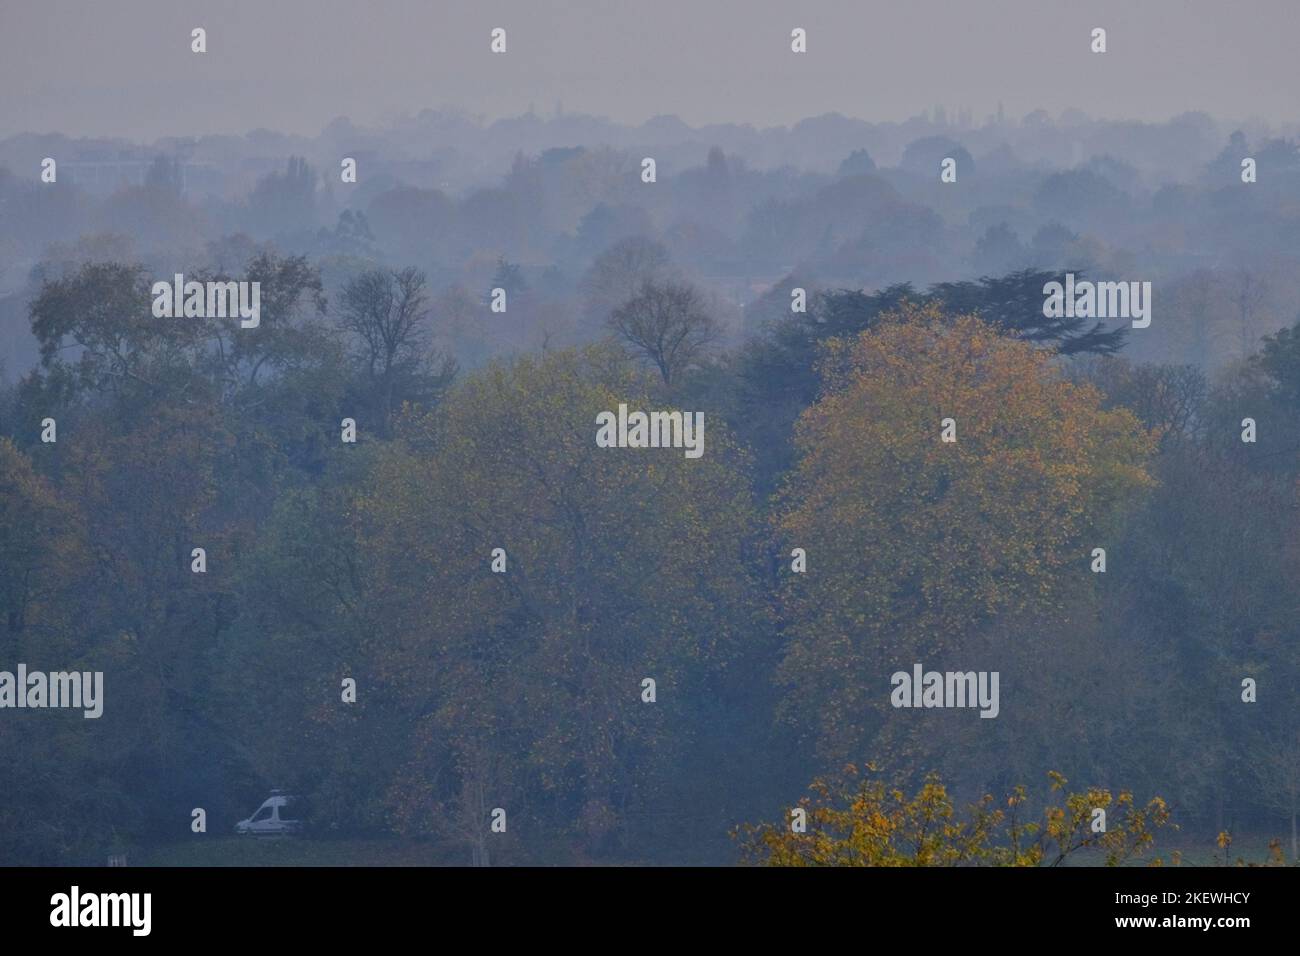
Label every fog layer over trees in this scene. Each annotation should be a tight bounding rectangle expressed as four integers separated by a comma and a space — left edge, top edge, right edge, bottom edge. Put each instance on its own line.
1, 105, 1298, 864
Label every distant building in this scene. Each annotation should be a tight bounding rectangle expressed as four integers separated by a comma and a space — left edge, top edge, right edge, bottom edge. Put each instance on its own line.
60, 157, 223, 196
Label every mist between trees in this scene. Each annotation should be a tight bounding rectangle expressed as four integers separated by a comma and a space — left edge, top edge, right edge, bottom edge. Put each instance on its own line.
0, 108, 1298, 865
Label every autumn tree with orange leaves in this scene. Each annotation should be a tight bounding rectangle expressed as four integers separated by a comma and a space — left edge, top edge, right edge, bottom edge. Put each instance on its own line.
773, 304, 1156, 765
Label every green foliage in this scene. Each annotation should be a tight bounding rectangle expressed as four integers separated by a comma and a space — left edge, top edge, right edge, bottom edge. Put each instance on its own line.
347, 344, 767, 857
1, 252, 1296, 865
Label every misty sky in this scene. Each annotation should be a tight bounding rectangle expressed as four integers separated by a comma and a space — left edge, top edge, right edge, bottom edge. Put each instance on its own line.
2, 0, 1298, 141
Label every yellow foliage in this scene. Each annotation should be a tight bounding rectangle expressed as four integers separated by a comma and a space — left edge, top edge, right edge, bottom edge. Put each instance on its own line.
738, 767, 1174, 867
773, 305, 1156, 760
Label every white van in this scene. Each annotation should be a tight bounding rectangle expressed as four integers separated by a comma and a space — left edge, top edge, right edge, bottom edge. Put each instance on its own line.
235, 792, 307, 836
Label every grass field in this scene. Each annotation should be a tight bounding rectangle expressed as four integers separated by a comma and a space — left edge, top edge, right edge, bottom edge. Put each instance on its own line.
131, 837, 462, 867
120, 833, 1295, 867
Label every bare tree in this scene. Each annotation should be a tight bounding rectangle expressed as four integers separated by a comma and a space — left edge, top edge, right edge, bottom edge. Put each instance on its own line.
580, 236, 674, 326
1074, 356, 1208, 448
1168, 269, 1224, 368
1229, 267, 1269, 361
425, 744, 502, 867
607, 280, 720, 386
1250, 721, 1300, 863
341, 267, 428, 376
340, 267, 452, 432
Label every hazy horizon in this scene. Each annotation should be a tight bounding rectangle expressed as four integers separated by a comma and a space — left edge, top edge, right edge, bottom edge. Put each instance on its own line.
3, 0, 1298, 141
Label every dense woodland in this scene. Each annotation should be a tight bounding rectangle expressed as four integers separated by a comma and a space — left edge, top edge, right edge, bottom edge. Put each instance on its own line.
0, 108, 1298, 865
